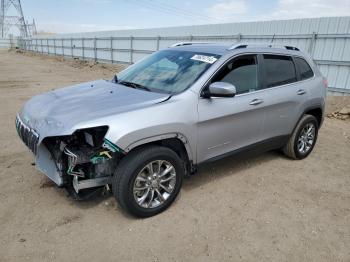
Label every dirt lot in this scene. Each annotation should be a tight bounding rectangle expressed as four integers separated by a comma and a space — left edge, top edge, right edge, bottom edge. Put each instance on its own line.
0, 50, 349, 262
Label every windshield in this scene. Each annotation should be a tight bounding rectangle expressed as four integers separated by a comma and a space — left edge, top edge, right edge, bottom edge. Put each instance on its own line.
117, 50, 221, 94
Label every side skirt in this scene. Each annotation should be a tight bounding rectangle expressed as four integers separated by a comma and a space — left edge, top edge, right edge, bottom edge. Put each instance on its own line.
195, 135, 289, 169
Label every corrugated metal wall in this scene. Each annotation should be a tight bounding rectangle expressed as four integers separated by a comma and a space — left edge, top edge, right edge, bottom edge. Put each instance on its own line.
18, 16, 350, 94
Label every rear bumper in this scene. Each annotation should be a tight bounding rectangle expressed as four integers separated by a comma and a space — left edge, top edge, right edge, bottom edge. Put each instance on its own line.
319, 100, 326, 128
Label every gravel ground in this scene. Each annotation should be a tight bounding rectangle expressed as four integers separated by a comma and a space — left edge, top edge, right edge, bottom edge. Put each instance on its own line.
0, 50, 349, 262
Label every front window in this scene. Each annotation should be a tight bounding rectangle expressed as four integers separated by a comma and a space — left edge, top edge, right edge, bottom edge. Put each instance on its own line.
117, 50, 221, 94
212, 55, 258, 95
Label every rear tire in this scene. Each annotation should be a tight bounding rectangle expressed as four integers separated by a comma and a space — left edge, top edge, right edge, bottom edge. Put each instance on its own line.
112, 145, 184, 218
283, 114, 318, 160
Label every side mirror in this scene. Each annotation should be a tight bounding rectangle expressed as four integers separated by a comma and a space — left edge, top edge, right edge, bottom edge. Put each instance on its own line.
203, 82, 236, 98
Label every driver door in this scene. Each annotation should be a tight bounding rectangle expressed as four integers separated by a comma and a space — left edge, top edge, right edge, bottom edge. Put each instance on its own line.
197, 54, 266, 163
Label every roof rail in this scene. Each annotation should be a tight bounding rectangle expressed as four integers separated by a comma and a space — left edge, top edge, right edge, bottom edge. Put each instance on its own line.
284, 45, 300, 51
170, 42, 212, 47
228, 43, 300, 51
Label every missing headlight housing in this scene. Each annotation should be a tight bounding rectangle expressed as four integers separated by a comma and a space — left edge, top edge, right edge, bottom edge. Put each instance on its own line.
43, 125, 125, 194
74, 126, 109, 148
84, 131, 94, 147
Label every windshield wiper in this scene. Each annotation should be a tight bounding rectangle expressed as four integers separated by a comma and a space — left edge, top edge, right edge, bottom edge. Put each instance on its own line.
118, 81, 151, 92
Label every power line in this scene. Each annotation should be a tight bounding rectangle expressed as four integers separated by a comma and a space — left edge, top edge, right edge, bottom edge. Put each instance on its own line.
126, 0, 223, 23
144, 0, 223, 22
127, 0, 204, 22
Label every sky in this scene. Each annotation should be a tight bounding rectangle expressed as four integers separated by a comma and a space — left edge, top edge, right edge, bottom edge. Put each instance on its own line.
12, 0, 350, 34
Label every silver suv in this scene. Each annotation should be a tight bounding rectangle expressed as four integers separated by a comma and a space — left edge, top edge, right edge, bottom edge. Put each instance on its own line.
16, 42, 327, 217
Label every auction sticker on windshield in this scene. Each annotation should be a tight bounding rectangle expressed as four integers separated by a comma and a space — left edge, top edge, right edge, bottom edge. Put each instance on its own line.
190, 54, 217, 64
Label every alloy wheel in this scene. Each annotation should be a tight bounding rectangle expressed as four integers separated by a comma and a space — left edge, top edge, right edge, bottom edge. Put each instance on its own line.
133, 160, 176, 208
297, 123, 316, 154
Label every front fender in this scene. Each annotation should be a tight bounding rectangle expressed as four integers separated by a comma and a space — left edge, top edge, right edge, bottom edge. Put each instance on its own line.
122, 132, 194, 161
105, 122, 196, 162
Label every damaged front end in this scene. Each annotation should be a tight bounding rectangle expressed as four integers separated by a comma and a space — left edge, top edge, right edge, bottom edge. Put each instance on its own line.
39, 125, 124, 199
15, 110, 123, 199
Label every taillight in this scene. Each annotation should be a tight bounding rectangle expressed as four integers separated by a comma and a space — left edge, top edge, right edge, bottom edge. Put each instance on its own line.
323, 78, 328, 88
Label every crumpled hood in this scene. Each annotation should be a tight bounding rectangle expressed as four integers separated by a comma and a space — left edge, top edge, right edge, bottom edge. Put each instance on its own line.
19, 79, 170, 137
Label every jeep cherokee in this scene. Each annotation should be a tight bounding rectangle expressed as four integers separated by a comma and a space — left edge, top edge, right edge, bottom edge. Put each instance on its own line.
16, 42, 327, 217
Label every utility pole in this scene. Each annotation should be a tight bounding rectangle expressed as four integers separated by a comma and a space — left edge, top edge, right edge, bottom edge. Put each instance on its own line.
26, 18, 36, 36
32, 18, 36, 35
1, 0, 5, 38
0, 0, 36, 38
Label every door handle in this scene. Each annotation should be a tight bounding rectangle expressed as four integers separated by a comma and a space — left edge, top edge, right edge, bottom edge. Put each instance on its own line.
249, 99, 264, 106
297, 89, 306, 95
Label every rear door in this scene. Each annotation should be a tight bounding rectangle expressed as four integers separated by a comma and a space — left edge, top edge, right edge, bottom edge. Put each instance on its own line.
259, 54, 309, 140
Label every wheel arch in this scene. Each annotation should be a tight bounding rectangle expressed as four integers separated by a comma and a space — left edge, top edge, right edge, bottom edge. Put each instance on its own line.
292, 105, 324, 135
121, 133, 194, 173
304, 107, 323, 127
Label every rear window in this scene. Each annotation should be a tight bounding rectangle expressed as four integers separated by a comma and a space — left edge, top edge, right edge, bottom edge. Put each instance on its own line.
294, 57, 314, 80
263, 55, 297, 88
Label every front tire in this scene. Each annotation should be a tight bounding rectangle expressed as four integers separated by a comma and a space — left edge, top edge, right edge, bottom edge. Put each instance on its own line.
112, 145, 184, 218
283, 114, 318, 160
